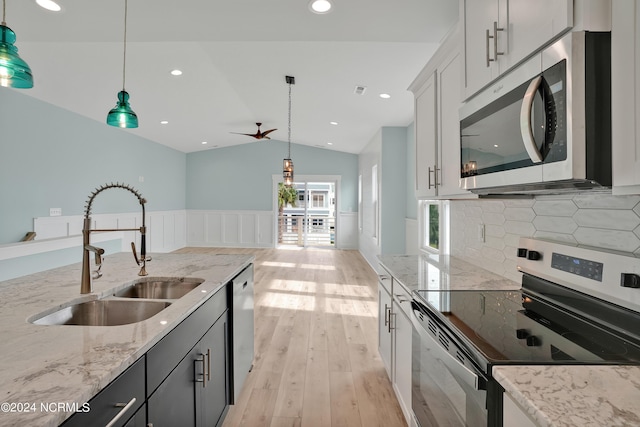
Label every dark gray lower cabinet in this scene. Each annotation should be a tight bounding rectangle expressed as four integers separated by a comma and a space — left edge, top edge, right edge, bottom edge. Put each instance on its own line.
60, 274, 239, 427
147, 312, 228, 427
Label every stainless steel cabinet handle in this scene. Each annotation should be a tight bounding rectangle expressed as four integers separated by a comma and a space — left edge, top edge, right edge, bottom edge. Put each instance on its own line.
389, 312, 396, 332
195, 354, 206, 388
206, 348, 211, 382
105, 397, 136, 427
520, 76, 544, 163
486, 22, 504, 66
485, 29, 491, 67
384, 303, 390, 326
428, 165, 439, 189
435, 166, 440, 187
493, 21, 504, 61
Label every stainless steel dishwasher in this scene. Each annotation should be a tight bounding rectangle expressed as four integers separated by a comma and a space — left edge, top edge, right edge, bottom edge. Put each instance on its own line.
229, 264, 254, 403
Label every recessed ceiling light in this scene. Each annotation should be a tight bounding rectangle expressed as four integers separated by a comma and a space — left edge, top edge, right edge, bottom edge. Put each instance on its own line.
160, 120, 168, 125
494, 144, 499, 148
309, 0, 332, 14
201, 141, 208, 145
170, 69, 183, 76
330, 121, 338, 125
327, 142, 333, 145
36, 0, 61, 11
379, 93, 391, 99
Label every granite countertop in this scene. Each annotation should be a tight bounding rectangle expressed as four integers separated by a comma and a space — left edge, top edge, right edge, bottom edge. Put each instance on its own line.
0, 252, 253, 427
494, 365, 640, 427
377, 253, 521, 293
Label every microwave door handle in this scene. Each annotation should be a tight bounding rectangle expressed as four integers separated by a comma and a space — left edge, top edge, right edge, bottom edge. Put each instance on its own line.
411, 309, 483, 391
520, 76, 544, 163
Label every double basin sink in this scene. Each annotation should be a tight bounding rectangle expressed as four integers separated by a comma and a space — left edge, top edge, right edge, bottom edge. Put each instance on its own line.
31, 277, 205, 327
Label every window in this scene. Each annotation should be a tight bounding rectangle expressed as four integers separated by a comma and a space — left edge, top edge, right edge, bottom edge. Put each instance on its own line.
312, 194, 324, 208
420, 200, 448, 253
358, 174, 363, 233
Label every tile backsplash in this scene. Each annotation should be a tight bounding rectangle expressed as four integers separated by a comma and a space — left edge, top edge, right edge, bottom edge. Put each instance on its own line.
449, 194, 640, 283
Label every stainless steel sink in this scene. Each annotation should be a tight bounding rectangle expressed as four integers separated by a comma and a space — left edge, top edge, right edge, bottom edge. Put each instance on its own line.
113, 277, 204, 299
31, 299, 172, 326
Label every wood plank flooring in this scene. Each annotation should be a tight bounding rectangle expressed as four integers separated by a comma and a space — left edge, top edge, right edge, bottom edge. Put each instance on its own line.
174, 247, 406, 427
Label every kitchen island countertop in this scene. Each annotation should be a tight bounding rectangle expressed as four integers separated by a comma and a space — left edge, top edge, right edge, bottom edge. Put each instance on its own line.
0, 251, 253, 427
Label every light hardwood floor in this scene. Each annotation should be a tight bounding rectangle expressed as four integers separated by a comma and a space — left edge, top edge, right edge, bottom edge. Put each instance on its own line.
174, 247, 406, 427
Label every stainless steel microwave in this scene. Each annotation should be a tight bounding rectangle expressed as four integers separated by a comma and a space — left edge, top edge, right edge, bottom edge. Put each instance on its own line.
459, 31, 611, 195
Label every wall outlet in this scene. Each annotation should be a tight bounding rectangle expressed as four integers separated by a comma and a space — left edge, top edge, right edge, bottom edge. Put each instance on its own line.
139, 176, 145, 182
49, 208, 62, 217
477, 224, 485, 242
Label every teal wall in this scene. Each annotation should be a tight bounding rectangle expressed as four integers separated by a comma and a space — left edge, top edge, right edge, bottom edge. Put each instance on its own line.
0, 87, 186, 245
406, 122, 418, 220
381, 127, 407, 254
186, 140, 358, 212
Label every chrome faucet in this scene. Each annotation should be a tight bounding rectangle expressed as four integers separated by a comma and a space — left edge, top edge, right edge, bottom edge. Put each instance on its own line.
81, 182, 150, 294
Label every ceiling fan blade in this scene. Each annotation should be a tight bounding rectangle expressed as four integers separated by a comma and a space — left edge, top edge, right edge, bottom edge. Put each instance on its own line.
261, 128, 277, 137
230, 132, 258, 137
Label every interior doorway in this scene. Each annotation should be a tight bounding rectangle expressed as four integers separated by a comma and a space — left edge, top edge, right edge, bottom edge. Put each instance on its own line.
276, 179, 337, 248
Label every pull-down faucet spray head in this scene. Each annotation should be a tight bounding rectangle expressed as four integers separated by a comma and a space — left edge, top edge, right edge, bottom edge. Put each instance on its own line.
80, 182, 150, 294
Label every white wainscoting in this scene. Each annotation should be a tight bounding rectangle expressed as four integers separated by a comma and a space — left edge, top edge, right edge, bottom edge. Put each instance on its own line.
30, 210, 187, 255
186, 210, 359, 249
187, 210, 274, 248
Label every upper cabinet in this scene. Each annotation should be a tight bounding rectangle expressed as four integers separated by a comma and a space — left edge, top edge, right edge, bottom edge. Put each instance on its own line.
612, 0, 640, 194
462, 0, 573, 99
410, 26, 471, 200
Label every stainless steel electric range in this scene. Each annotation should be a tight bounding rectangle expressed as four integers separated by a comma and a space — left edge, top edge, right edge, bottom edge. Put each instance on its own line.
410, 238, 640, 427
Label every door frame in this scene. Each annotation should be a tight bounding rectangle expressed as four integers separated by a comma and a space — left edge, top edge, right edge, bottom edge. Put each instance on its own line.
271, 174, 341, 248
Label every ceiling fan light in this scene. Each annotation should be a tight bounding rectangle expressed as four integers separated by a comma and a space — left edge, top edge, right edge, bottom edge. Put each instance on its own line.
309, 0, 332, 14
0, 25, 33, 88
107, 90, 138, 128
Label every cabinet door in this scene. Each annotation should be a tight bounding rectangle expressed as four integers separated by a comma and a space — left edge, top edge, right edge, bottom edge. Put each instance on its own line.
392, 300, 413, 426
197, 312, 229, 427
463, 0, 501, 98
612, 0, 640, 194
505, 0, 573, 71
378, 280, 393, 377
147, 345, 199, 427
437, 49, 467, 197
414, 72, 438, 198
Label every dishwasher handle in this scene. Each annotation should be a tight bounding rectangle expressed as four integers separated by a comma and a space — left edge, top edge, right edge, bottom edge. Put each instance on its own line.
411, 305, 486, 391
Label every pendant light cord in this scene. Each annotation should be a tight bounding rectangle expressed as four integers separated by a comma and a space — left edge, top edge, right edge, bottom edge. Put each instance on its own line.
2, 0, 7, 26
122, 0, 128, 92
287, 82, 292, 159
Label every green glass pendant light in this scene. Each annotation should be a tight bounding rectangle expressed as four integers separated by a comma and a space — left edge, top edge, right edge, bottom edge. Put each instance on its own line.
0, 0, 34, 89
106, 0, 138, 128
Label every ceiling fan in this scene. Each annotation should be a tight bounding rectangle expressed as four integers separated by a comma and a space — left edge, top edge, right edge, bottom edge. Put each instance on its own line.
230, 122, 277, 140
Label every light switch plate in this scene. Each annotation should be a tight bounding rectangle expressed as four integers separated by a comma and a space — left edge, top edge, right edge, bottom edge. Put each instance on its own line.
49, 208, 62, 217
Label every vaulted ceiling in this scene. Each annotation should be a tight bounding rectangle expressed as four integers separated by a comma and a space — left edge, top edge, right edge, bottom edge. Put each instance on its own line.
7, 0, 458, 154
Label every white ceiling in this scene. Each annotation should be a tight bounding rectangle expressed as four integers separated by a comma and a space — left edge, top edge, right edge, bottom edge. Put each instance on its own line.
7, 0, 458, 154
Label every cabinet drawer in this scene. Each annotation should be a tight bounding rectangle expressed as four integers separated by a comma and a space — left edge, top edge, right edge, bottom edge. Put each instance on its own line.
147, 285, 227, 394
392, 282, 413, 318
61, 357, 145, 427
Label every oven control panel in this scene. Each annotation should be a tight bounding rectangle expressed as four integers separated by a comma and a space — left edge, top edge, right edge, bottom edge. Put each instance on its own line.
550, 253, 604, 282
517, 237, 640, 313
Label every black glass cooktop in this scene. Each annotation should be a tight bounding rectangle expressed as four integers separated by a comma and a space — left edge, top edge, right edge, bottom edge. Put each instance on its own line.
412, 273, 640, 373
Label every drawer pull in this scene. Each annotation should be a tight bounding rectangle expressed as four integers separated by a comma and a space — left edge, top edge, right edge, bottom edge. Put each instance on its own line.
105, 397, 136, 427
206, 348, 211, 382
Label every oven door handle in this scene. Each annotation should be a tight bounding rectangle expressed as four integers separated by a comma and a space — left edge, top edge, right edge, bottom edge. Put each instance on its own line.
520, 75, 544, 163
411, 308, 484, 391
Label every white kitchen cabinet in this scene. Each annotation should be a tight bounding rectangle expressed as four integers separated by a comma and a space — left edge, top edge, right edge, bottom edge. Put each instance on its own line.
612, 0, 640, 194
414, 72, 437, 198
378, 267, 414, 426
410, 25, 472, 199
391, 282, 413, 426
378, 275, 393, 377
462, 0, 573, 99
